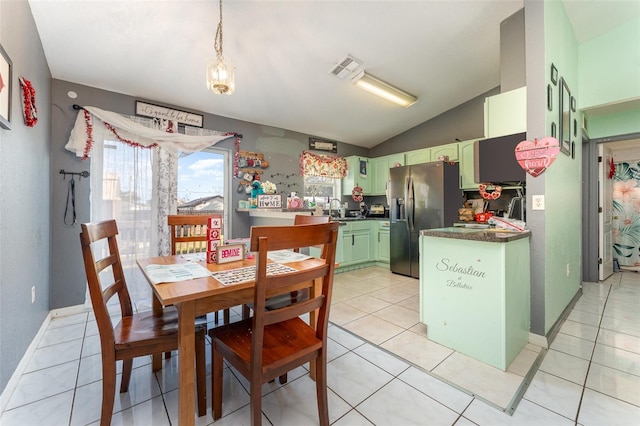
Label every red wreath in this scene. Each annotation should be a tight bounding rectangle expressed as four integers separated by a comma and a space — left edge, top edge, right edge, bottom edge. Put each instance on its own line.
19, 77, 38, 127
352, 185, 364, 203
609, 158, 616, 179
478, 183, 502, 200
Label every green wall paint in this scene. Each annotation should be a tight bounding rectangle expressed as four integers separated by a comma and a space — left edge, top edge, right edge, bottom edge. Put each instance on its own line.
588, 107, 640, 139
579, 18, 640, 110
543, 0, 582, 335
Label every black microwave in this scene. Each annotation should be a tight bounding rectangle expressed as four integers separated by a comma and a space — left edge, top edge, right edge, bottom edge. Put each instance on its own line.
474, 132, 526, 184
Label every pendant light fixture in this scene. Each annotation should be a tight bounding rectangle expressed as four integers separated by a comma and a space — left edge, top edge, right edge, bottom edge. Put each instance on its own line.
206, 0, 235, 95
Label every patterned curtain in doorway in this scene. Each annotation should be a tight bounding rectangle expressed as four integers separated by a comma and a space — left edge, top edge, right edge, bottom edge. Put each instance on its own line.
613, 160, 640, 268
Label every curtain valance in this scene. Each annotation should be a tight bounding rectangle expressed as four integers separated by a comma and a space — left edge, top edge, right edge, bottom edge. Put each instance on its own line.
299, 151, 348, 179
65, 106, 233, 159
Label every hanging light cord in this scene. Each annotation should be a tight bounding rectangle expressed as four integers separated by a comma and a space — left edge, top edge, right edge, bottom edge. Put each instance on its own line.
214, 0, 224, 60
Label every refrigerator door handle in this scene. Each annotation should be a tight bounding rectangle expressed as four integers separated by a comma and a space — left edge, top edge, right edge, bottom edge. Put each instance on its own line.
407, 176, 415, 231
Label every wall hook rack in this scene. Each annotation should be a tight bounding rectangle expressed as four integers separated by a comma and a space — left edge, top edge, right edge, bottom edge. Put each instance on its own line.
60, 169, 90, 179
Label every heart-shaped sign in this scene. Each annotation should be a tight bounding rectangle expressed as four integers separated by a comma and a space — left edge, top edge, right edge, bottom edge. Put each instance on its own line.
514, 137, 560, 177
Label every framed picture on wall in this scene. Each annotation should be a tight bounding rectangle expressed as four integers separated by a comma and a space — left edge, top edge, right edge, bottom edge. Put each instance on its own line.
559, 77, 571, 156
0, 43, 12, 130
550, 63, 558, 85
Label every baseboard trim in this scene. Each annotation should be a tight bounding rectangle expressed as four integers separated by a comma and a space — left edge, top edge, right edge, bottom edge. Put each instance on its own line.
528, 332, 548, 348
0, 304, 87, 413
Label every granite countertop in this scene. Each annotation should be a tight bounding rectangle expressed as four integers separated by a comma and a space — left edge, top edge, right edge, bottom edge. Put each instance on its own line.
420, 227, 531, 243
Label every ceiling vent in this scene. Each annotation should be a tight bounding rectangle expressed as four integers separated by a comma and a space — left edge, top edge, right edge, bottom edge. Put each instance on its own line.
329, 55, 362, 79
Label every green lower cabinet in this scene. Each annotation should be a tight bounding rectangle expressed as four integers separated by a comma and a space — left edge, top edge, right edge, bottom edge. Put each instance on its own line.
335, 225, 344, 265
420, 235, 530, 370
378, 228, 390, 263
310, 224, 344, 264
312, 221, 392, 270
341, 221, 371, 266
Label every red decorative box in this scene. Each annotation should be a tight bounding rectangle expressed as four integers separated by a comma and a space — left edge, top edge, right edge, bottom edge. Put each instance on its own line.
208, 239, 221, 252
208, 216, 222, 230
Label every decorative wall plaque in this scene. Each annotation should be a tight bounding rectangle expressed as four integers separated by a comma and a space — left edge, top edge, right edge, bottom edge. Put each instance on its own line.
257, 194, 282, 209
135, 101, 203, 127
309, 138, 337, 153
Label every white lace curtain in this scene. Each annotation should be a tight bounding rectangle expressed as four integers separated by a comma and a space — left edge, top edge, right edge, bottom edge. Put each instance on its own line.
66, 106, 233, 310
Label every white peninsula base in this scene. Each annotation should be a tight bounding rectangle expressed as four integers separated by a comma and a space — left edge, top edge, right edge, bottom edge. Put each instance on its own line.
420, 228, 531, 371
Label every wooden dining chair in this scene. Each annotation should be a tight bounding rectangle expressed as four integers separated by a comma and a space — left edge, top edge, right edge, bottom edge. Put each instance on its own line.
241, 214, 331, 320
168, 214, 230, 324
209, 221, 339, 425
80, 220, 207, 425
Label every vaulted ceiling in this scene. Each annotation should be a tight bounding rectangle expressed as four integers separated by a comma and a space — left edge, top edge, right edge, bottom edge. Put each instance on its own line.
28, 0, 639, 148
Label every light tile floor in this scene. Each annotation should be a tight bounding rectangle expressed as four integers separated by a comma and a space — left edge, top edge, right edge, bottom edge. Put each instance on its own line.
1, 268, 639, 425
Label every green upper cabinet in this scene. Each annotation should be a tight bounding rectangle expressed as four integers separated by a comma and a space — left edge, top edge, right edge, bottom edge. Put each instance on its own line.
370, 157, 389, 196
484, 87, 527, 138
458, 139, 479, 190
343, 156, 371, 195
405, 148, 432, 165
370, 153, 405, 196
430, 143, 459, 162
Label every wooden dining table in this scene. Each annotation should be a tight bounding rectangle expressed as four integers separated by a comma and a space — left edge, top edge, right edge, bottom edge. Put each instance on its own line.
136, 254, 325, 426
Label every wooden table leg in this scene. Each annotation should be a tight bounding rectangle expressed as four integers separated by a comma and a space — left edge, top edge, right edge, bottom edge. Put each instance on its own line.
177, 301, 196, 426
152, 295, 163, 371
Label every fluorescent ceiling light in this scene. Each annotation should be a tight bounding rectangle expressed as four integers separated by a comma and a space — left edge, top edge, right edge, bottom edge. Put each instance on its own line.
352, 71, 418, 108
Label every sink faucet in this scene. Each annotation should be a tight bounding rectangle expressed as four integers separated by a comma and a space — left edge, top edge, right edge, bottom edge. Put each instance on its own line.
328, 198, 342, 218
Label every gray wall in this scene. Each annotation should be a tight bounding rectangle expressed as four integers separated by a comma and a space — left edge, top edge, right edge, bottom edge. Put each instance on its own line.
369, 87, 496, 157
524, 0, 547, 335
500, 9, 526, 92
50, 80, 368, 310
0, 0, 52, 394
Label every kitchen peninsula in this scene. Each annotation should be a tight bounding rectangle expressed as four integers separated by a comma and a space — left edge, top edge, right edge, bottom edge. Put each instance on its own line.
419, 227, 531, 370
235, 208, 314, 226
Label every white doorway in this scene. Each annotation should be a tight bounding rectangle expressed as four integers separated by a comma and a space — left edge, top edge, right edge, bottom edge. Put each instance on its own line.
598, 143, 614, 281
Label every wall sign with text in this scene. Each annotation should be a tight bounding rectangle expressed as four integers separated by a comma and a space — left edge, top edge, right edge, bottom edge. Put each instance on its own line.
257, 194, 282, 209
216, 244, 245, 264
135, 101, 203, 127
309, 138, 337, 153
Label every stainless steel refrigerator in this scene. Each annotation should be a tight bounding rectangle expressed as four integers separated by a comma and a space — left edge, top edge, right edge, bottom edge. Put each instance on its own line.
389, 162, 463, 278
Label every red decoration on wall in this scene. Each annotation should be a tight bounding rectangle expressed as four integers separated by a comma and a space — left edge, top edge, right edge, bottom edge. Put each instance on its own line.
352, 185, 364, 202
514, 137, 560, 177
609, 157, 616, 179
478, 184, 502, 200
19, 77, 38, 127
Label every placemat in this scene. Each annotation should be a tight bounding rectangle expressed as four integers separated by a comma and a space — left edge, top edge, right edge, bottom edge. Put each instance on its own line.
212, 263, 298, 286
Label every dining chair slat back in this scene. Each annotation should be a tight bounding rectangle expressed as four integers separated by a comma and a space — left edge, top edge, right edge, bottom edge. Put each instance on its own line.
80, 219, 207, 425
209, 221, 339, 426
168, 214, 210, 255
168, 214, 230, 324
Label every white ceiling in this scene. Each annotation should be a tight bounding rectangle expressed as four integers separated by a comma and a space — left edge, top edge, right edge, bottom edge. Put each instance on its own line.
28, 0, 640, 148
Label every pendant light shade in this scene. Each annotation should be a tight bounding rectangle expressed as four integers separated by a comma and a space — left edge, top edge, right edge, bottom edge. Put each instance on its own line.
206, 58, 235, 95
206, 0, 235, 95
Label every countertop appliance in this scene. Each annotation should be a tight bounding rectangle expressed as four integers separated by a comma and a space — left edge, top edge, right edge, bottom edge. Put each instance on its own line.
389, 162, 463, 278
369, 204, 386, 217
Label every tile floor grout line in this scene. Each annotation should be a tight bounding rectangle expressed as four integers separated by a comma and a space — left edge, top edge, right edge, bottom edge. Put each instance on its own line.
572, 274, 615, 424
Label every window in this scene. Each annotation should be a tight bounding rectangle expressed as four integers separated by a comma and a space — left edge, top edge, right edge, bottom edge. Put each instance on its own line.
177, 147, 230, 240
303, 175, 341, 204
